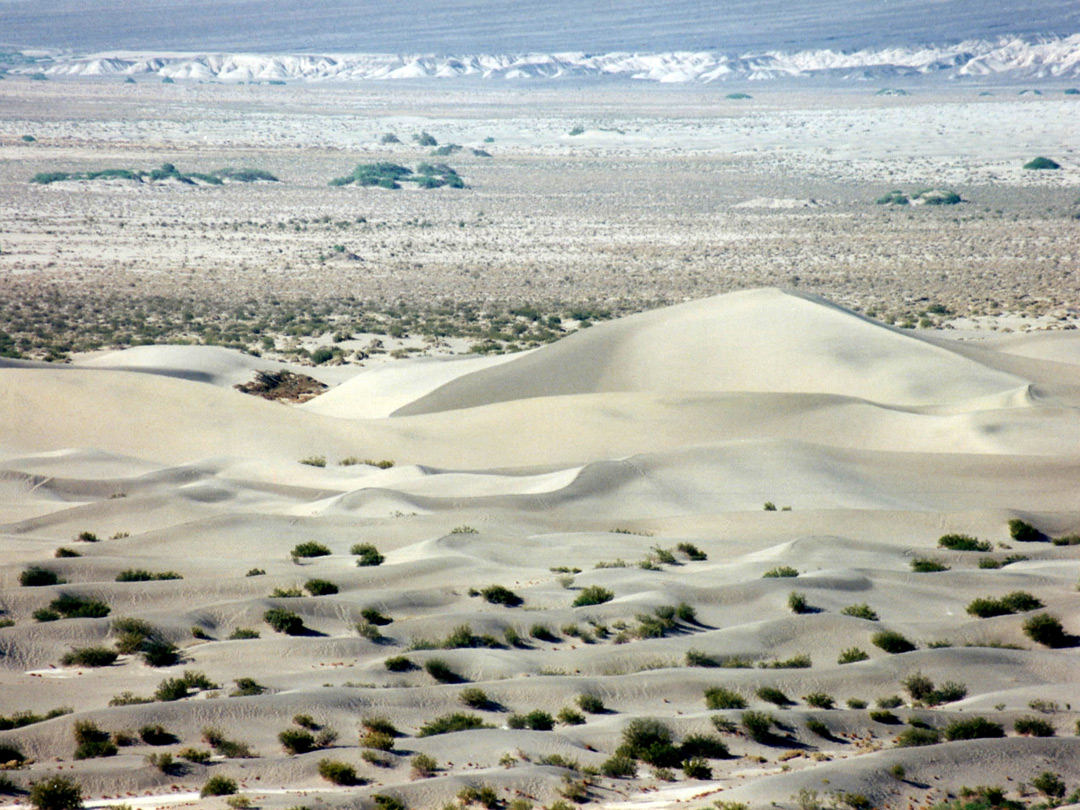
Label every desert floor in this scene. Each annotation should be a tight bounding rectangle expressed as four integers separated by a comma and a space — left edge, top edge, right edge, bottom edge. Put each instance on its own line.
0, 78, 1078, 810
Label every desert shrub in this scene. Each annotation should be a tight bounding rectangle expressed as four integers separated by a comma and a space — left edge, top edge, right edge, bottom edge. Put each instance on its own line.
1031, 772, 1066, 798
1007, 519, 1043, 542
966, 597, 1011, 618
508, 710, 554, 731
616, 718, 679, 766
29, 776, 83, 810
417, 713, 488, 736
200, 776, 237, 797
54, 547, 80, 558
803, 692, 835, 709
873, 630, 916, 653
360, 730, 394, 751
459, 687, 493, 709
787, 591, 811, 614
49, 594, 110, 619
755, 686, 792, 706
1051, 534, 1080, 546
139, 724, 178, 745
361, 607, 392, 625
529, 624, 559, 643
763, 566, 798, 578
572, 586, 613, 607
761, 653, 811, 669
869, 710, 900, 724
425, 657, 464, 683
270, 586, 303, 598
681, 757, 711, 779
944, 717, 1004, 741
846, 698, 868, 709
557, 708, 585, 725
895, 727, 943, 748
115, 569, 182, 581
480, 585, 522, 607
928, 682, 968, 705
903, 671, 935, 702
686, 649, 720, 667
317, 759, 360, 786
877, 695, 904, 708
577, 694, 606, 713
61, 647, 118, 667
201, 728, 253, 758
384, 655, 415, 672
938, 534, 991, 552
600, 754, 637, 777
1014, 716, 1055, 737
264, 608, 304, 634
838, 647, 869, 664
1023, 157, 1061, 170
230, 678, 265, 697
1023, 613, 1070, 647
840, 604, 878, 621
304, 579, 338, 596
293, 714, 318, 730
228, 628, 259, 640
741, 711, 774, 743
675, 602, 697, 623
291, 541, 330, 558
246, 568, 265, 576
1000, 592, 1043, 612
676, 542, 707, 561
279, 728, 316, 755
20, 567, 63, 587
73, 721, 116, 759
352, 543, 384, 566
299, 455, 325, 467
141, 639, 180, 667
806, 718, 832, 739
679, 734, 731, 759
411, 753, 437, 778
911, 558, 949, 572
178, 747, 211, 763
704, 687, 746, 710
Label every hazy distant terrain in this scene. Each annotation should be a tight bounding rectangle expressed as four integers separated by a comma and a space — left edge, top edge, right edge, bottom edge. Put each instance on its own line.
2, 0, 1079, 54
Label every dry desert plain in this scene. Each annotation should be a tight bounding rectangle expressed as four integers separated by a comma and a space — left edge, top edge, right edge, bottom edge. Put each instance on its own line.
0, 77, 1079, 810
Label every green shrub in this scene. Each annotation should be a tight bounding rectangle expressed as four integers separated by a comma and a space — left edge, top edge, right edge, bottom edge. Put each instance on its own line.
676, 542, 707, 561
870, 710, 900, 724
787, 591, 811, 614
115, 569, 182, 581
317, 758, 361, 785
20, 567, 63, 587
231, 678, 265, 697
530, 624, 559, 642
1014, 716, 1055, 736
61, 647, 118, 667
177, 747, 211, 763
838, 647, 869, 664
681, 758, 712, 779
411, 753, 438, 778
1007, 519, 1043, 542
1051, 534, 1080, 546
384, 655, 415, 672
572, 586, 613, 607
72, 721, 116, 760
480, 585, 522, 607
54, 547, 80, 558
938, 534, 991, 552
361, 607, 392, 625
279, 728, 316, 755
299, 455, 325, 467
246, 568, 265, 576
557, 708, 585, 725
577, 694, 606, 713
911, 558, 949, 572
200, 776, 237, 798
271, 585, 303, 598
352, 543, 385, 566
141, 639, 179, 667
291, 541, 330, 558
373, 796, 406, 810
29, 776, 83, 810
600, 754, 637, 777
508, 710, 554, 731
417, 713, 489, 736
264, 608, 304, 634
1023, 613, 1070, 647
459, 687, 493, 709
806, 718, 832, 739
803, 692, 834, 709
762, 566, 798, 578
686, 648, 720, 667
679, 734, 731, 759
741, 711, 774, 743
49, 594, 110, 619
424, 658, 463, 683
872, 630, 916, 653
139, 724, 178, 745
704, 687, 746, 710
1023, 157, 1061, 170
840, 604, 878, 621
304, 579, 338, 596
228, 628, 259, 640
761, 653, 811, 669
944, 717, 1004, 741
616, 718, 679, 766
756, 686, 792, 706
1031, 772, 1066, 798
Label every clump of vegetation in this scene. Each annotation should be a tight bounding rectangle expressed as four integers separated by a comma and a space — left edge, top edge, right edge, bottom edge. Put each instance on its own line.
616, 718, 679, 766
911, 558, 950, 572
872, 630, 916, 653
803, 692, 835, 709
704, 687, 746, 710
317, 759, 362, 786
572, 586, 613, 607
384, 655, 415, 672
676, 542, 707, 561
352, 543, 385, 566
73, 720, 117, 760
200, 775, 238, 798
29, 776, 83, 810
425, 658, 464, 683
1014, 716, 1055, 736
265, 608, 305, 635
291, 541, 330, 558
231, 677, 266, 697
61, 647, 118, 667
787, 591, 812, 614
762, 566, 798, 578
740, 711, 775, 743
840, 604, 878, 621
1023, 613, 1072, 647
47, 594, 111, 619
480, 584, 522, 607
938, 533, 992, 552
304, 578, 338, 596
31, 163, 276, 186
507, 710, 555, 731
838, 647, 870, 664
877, 188, 962, 206
943, 716, 1004, 740
154, 670, 218, 702
115, 569, 182, 582
20, 567, 64, 587
1023, 157, 1061, 170
329, 162, 464, 189
966, 591, 1043, 618
417, 713, 490, 736
411, 753, 438, 778
756, 686, 792, 706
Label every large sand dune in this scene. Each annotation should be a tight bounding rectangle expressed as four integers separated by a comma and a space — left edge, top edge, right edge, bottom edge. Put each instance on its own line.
1, 290, 1078, 810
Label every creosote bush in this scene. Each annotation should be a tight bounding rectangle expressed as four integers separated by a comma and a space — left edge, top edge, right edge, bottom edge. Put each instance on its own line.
938, 534, 991, 552
29, 776, 83, 810
480, 584, 523, 607
318, 759, 362, 785
944, 717, 1004, 740
911, 558, 949, 573
704, 687, 746, 710
20, 567, 64, 587
61, 647, 118, 667
264, 608, 304, 635
741, 711, 775, 743
577, 694, 605, 713
352, 543, 385, 566
1014, 716, 1055, 737
838, 647, 869, 664
291, 541, 330, 558
200, 776, 238, 798
304, 578, 338, 596
762, 566, 798, 578
572, 586, 613, 607
756, 686, 792, 706
872, 630, 916, 654
417, 713, 489, 737
840, 604, 878, 621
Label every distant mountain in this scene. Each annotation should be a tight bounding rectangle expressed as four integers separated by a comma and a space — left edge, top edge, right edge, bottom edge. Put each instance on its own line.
2, 0, 1078, 54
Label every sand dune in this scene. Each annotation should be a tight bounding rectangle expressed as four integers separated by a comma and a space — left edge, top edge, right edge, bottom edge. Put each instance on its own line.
1, 290, 1078, 810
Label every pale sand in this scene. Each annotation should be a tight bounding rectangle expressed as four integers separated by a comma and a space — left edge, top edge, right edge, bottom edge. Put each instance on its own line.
1, 289, 1078, 810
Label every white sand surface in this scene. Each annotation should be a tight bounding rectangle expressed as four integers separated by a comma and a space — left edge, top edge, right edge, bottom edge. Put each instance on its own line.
1, 290, 1078, 810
